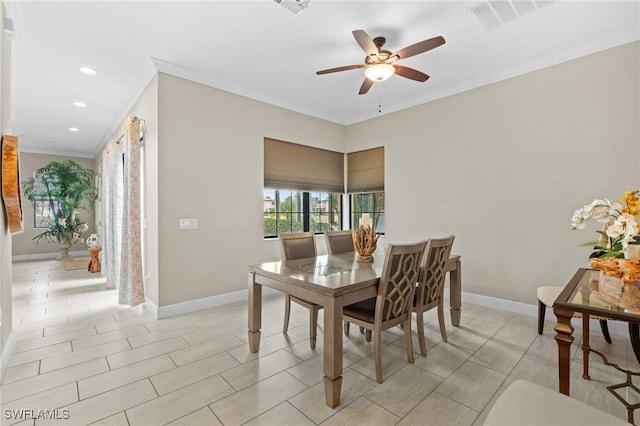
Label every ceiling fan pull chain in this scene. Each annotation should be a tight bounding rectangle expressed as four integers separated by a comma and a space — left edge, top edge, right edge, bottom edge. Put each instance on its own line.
378, 82, 383, 113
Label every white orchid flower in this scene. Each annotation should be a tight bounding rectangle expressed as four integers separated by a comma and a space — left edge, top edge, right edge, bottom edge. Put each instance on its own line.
571, 209, 587, 230
606, 222, 624, 238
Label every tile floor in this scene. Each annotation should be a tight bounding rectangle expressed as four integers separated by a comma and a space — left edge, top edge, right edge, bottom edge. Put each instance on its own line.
2, 259, 638, 425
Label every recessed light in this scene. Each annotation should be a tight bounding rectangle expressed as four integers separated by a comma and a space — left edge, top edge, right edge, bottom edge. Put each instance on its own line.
48, 141, 56, 144
72, 101, 87, 108
69, 127, 80, 132
78, 66, 97, 76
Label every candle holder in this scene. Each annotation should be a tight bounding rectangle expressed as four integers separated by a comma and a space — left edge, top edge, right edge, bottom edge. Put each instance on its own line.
352, 224, 379, 262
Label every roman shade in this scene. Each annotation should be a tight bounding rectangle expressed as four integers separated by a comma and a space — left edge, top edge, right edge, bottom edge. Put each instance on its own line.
347, 147, 384, 193
264, 138, 344, 193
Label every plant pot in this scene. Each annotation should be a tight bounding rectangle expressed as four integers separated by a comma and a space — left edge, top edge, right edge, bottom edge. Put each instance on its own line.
58, 239, 72, 260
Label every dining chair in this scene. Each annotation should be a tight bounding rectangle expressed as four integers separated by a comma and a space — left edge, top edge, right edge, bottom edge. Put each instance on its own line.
413, 235, 455, 357
342, 240, 426, 383
279, 232, 322, 349
324, 230, 355, 254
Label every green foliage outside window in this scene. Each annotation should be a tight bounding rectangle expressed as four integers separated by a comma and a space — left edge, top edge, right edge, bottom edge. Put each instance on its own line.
352, 192, 385, 232
263, 190, 341, 237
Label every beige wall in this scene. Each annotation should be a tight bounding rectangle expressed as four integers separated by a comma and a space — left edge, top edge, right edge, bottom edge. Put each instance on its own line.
95, 40, 639, 314
12, 153, 96, 257
345, 41, 640, 305
0, 7, 12, 378
156, 73, 346, 306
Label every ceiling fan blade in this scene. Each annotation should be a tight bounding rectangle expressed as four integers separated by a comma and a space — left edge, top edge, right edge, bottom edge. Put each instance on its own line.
359, 78, 374, 95
393, 36, 445, 60
316, 64, 367, 75
352, 30, 378, 56
393, 65, 430, 82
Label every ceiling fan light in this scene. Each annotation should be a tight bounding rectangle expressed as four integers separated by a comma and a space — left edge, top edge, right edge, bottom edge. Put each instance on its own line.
365, 63, 395, 82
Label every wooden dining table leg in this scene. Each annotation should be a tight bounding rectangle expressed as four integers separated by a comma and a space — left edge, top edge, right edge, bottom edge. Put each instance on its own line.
554, 306, 575, 396
247, 272, 262, 353
449, 258, 462, 327
323, 296, 344, 408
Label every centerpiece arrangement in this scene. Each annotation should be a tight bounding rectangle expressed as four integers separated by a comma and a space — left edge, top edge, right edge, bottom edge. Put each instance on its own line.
571, 190, 640, 309
22, 160, 97, 259
353, 213, 379, 262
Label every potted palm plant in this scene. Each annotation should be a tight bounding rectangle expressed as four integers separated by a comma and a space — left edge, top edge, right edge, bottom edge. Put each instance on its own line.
22, 160, 97, 259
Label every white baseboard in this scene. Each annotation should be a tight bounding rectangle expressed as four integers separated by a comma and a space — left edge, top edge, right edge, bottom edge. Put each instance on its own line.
144, 297, 159, 319
460, 290, 629, 337
461, 291, 539, 317
142, 286, 631, 338
13, 250, 88, 263
152, 287, 280, 320
0, 330, 16, 385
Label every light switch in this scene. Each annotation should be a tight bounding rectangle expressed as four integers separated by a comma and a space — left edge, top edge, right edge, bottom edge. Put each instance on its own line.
179, 218, 198, 230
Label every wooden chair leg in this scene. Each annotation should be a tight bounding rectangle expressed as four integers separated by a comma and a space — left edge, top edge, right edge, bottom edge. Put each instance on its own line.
359, 327, 365, 334
404, 317, 414, 364
437, 299, 447, 342
344, 320, 350, 336
283, 294, 291, 333
537, 300, 545, 335
374, 328, 383, 383
310, 306, 318, 350
416, 309, 427, 357
365, 329, 372, 342
599, 320, 612, 344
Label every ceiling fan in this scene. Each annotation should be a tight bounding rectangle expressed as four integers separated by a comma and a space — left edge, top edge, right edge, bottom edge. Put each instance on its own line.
316, 30, 445, 95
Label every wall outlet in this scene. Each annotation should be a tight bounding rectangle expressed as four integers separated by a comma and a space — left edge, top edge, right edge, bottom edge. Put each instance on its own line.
179, 218, 198, 230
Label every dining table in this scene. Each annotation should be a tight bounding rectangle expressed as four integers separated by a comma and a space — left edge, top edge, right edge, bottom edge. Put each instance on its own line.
247, 249, 462, 408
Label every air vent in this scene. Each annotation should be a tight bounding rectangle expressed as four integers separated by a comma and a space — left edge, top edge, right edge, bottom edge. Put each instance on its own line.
3, 16, 14, 40
273, 0, 311, 14
469, 0, 555, 31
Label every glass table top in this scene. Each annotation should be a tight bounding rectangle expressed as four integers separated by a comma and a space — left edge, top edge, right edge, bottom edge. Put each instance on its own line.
559, 269, 640, 320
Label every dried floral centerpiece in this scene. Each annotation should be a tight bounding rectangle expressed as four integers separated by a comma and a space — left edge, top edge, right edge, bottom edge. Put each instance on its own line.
352, 213, 379, 262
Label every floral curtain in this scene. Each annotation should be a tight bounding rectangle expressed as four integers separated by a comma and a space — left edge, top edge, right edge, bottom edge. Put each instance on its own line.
119, 117, 144, 306
101, 139, 123, 290
100, 116, 144, 306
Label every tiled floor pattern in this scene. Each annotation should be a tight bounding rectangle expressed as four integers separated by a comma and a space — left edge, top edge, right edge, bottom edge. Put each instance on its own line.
2, 259, 638, 425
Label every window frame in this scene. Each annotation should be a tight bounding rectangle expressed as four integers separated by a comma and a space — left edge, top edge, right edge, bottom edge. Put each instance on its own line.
264, 189, 342, 238
349, 192, 385, 235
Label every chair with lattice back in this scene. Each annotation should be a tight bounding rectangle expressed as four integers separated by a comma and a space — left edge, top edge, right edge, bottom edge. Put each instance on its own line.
342, 240, 426, 383
413, 235, 455, 357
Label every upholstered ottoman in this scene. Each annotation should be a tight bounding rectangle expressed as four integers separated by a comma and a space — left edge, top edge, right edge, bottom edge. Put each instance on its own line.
484, 380, 627, 425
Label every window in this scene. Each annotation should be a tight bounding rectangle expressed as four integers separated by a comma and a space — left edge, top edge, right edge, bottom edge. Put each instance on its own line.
264, 189, 341, 237
34, 198, 61, 228
351, 192, 385, 233
310, 192, 341, 234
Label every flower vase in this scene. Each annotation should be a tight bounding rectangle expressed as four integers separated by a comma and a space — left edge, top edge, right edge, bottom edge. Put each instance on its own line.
58, 239, 72, 260
625, 245, 640, 259
589, 257, 640, 310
